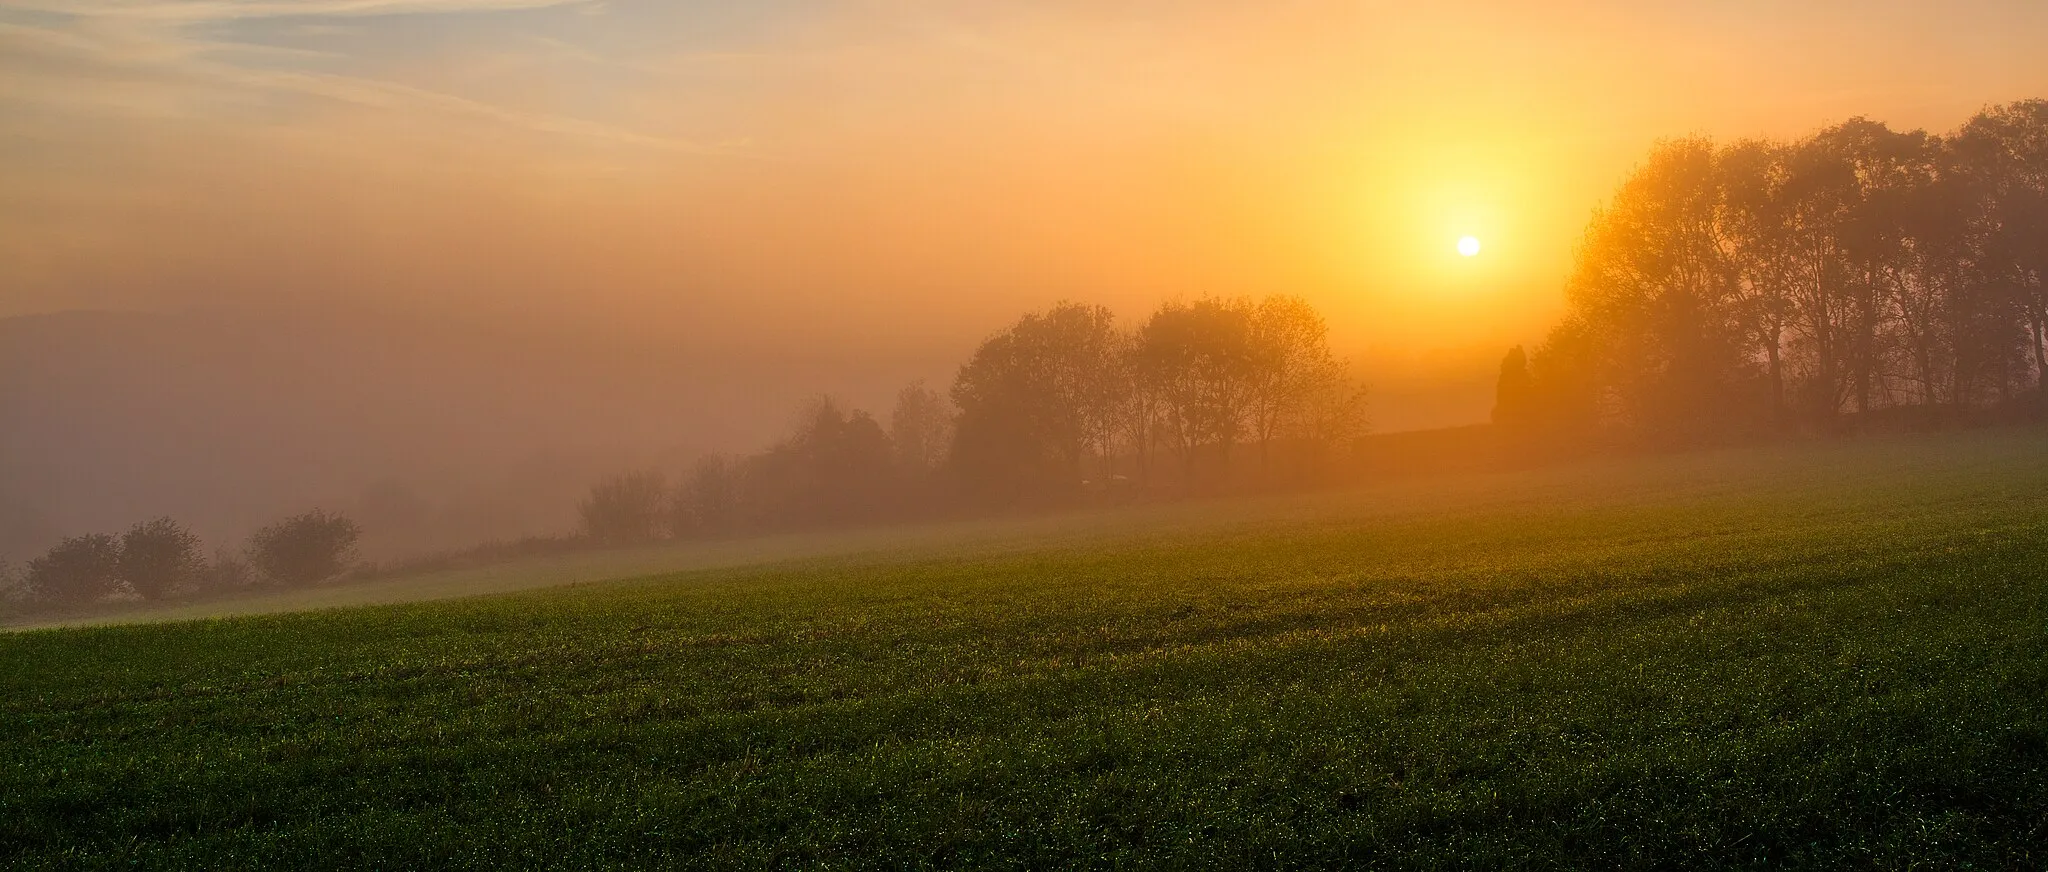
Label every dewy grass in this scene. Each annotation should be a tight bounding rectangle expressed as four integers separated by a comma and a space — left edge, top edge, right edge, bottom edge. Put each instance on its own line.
4, 427, 2048, 869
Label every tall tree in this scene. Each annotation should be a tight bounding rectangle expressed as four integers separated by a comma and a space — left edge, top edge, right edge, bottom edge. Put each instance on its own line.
1134, 297, 1260, 476
1954, 100, 2048, 394
1556, 137, 1753, 439
1717, 138, 1798, 426
950, 303, 1125, 501
1244, 295, 1344, 471
888, 381, 954, 476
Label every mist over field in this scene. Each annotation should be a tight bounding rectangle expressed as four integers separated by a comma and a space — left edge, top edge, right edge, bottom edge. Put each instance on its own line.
0, 305, 944, 562
5, 1, 2046, 569
0, 305, 1507, 566
9, 2, 2048, 868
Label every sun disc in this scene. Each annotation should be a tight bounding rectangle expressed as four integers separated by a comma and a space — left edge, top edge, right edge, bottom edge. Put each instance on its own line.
1456, 235, 1482, 257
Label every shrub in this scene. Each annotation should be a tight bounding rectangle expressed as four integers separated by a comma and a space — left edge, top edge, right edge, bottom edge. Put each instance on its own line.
26, 534, 121, 605
249, 510, 362, 587
118, 517, 205, 600
579, 472, 669, 546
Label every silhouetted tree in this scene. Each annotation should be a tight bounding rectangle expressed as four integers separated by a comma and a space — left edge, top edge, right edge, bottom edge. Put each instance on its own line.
951, 303, 1125, 501
25, 533, 121, 604
674, 455, 740, 535
1293, 369, 1371, 471
1955, 100, 2048, 392
1717, 138, 1800, 426
117, 517, 203, 600
1568, 137, 1757, 439
889, 381, 954, 476
250, 510, 362, 586
1245, 296, 1347, 471
578, 472, 668, 546
1527, 103, 2048, 440
776, 397, 896, 524
1135, 297, 1260, 477
1526, 316, 1605, 435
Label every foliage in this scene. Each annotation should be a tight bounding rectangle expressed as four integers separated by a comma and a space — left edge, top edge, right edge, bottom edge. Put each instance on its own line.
1136, 297, 1261, 473
1522, 100, 2048, 440
888, 380, 953, 476
951, 302, 1127, 501
951, 296, 1369, 499
248, 509, 361, 586
749, 397, 898, 526
566, 298, 1369, 542
578, 472, 669, 546
23, 533, 121, 605
4, 428, 2048, 867
116, 517, 204, 600
673, 455, 740, 535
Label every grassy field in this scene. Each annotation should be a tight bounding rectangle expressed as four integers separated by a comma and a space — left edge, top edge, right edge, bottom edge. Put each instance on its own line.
5, 428, 2048, 869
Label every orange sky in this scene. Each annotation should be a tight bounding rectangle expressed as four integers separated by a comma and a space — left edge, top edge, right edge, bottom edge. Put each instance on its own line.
6, 0, 2048, 369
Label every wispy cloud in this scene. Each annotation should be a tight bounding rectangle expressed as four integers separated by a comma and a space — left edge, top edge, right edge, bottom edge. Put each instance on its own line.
0, 0, 750, 155
0, 0, 596, 23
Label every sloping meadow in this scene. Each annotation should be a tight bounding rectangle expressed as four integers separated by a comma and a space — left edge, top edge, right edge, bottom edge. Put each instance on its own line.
5, 428, 2048, 869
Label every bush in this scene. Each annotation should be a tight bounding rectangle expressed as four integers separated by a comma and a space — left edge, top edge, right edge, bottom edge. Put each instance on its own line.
250, 510, 362, 587
26, 534, 122, 605
0, 558, 25, 607
118, 517, 205, 600
579, 472, 669, 546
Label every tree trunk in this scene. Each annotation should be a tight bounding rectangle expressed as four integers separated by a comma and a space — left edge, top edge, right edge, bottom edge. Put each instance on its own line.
1767, 332, 1785, 430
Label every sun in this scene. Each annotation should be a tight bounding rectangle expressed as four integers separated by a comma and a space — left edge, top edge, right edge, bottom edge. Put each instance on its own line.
1456, 235, 1482, 257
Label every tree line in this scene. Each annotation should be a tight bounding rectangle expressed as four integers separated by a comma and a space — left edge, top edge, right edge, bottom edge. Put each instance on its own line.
1498, 100, 2048, 441
22, 101, 2042, 598
0, 510, 361, 609
578, 295, 1370, 544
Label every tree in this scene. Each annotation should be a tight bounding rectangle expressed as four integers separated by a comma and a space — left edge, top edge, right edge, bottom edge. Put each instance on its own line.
674, 455, 740, 535
1492, 346, 1536, 428
1134, 297, 1260, 477
1245, 296, 1345, 471
25, 533, 121, 604
1525, 315, 1605, 435
888, 381, 953, 476
578, 472, 669, 546
249, 510, 362, 586
950, 303, 1126, 501
772, 397, 898, 524
118, 517, 203, 600
1545, 137, 1758, 440
1952, 100, 2048, 398
1293, 370, 1370, 471
1717, 138, 1798, 426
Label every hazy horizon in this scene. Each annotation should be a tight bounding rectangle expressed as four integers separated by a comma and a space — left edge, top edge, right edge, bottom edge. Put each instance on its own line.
7, 0, 2048, 563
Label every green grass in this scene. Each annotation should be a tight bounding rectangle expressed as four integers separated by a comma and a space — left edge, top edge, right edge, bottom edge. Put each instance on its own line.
6, 429, 2048, 869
